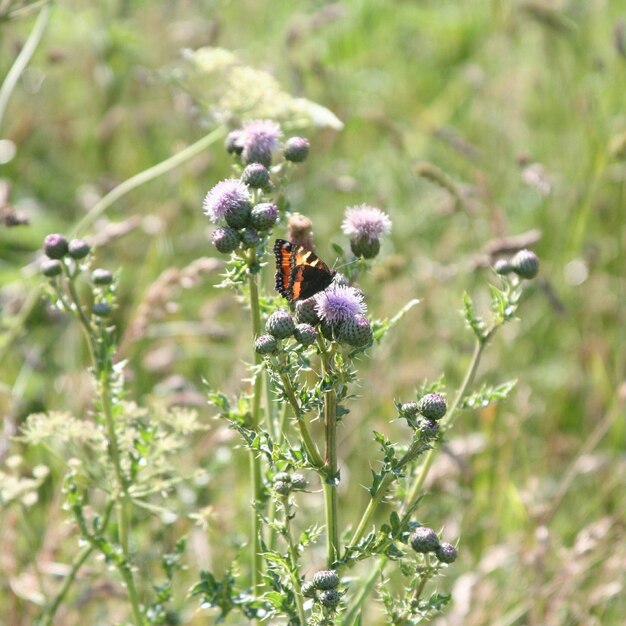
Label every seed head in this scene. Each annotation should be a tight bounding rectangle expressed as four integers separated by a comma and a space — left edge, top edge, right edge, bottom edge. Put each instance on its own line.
203, 179, 251, 225
41, 259, 62, 277
212, 226, 240, 254
283, 136, 310, 162
287, 213, 314, 249
410, 526, 440, 553
255, 334, 279, 355
312, 570, 339, 590
418, 393, 447, 421
511, 249, 539, 279
43, 233, 68, 259
68, 239, 91, 260
337, 313, 372, 347
294, 323, 317, 346
241, 163, 270, 188
266, 309, 296, 339
314, 285, 366, 324
342, 204, 392, 243
250, 203, 278, 231
435, 542, 458, 564
240, 119, 282, 166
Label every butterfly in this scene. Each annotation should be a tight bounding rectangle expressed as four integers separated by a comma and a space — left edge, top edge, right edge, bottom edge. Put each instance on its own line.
274, 239, 335, 302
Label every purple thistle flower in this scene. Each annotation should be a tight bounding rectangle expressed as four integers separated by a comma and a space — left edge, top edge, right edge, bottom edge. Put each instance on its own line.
240, 119, 282, 166
341, 204, 392, 242
203, 179, 251, 223
314, 285, 366, 324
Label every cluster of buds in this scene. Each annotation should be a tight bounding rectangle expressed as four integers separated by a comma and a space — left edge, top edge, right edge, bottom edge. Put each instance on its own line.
41, 233, 91, 277
399, 392, 447, 437
494, 249, 539, 280
272, 471, 307, 496
409, 526, 458, 564
301, 569, 342, 608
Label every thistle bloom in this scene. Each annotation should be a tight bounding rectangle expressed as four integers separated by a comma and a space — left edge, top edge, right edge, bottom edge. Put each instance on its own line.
315, 285, 366, 324
203, 179, 251, 223
341, 204, 392, 242
240, 119, 282, 166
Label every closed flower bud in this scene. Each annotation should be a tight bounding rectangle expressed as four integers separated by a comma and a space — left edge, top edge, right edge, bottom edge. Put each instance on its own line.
284, 136, 310, 162
318, 589, 341, 608
290, 473, 307, 490
43, 233, 68, 259
295, 297, 320, 325
511, 249, 539, 279
420, 419, 440, 439
493, 259, 513, 275
294, 323, 317, 346
401, 402, 419, 418
274, 472, 291, 483
337, 313, 372, 347
255, 334, 279, 355
240, 227, 260, 248
435, 542, 458, 564
250, 202, 278, 231
301, 581, 317, 599
418, 393, 447, 421
350, 235, 380, 259
241, 163, 270, 188
312, 570, 340, 590
92, 269, 113, 285
319, 319, 338, 342
266, 309, 295, 339
225, 130, 243, 155
41, 259, 62, 277
274, 480, 290, 496
68, 239, 91, 259
212, 226, 240, 254
410, 526, 440, 553
92, 302, 112, 317
225, 201, 252, 230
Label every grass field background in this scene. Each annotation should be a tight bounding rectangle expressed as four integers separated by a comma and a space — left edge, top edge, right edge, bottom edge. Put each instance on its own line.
1, 1, 625, 624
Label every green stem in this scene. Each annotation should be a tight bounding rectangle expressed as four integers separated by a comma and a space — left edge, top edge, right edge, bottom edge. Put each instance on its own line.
0, 2, 52, 134
322, 350, 340, 567
341, 560, 381, 626
280, 496, 306, 625
72, 125, 226, 236
247, 259, 264, 594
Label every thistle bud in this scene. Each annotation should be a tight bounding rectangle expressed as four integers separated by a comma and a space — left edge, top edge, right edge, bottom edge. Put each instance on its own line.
410, 526, 440, 553
312, 570, 339, 590
68, 239, 91, 260
283, 136, 310, 163
92, 269, 113, 285
418, 393, 447, 421
41, 259, 62, 277
43, 233, 68, 259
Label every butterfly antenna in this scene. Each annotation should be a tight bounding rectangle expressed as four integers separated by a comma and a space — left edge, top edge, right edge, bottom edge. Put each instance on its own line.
332, 257, 359, 272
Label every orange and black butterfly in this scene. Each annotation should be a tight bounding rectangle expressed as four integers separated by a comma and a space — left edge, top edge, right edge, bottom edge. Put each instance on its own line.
274, 239, 335, 302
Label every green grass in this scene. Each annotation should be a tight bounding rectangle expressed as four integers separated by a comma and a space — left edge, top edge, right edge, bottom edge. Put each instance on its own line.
2, 1, 626, 624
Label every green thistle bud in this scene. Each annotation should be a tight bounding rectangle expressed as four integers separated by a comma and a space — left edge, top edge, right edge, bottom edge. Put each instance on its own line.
313, 570, 339, 590
290, 473, 307, 490
410, 526, 440, 553
493, 259, 513, 275
511, 249, 539, 279
92, 302, 112, 317
420, 419, 439, 439
241, 163, 270, 188
401, 402, 419, 418
250, 203, 278, 231
319, 319, 338, 342
418, 393, 447, 421
239, 227, 260, 249
92, 269, 113, 285
212, 226, 240, 254
41, 259, 62, 277
68, 239, 91, 260
274, 472, 291, 483
274, 480, 290, 496
224, 200, 252, 229
435, 542, 458, 564
283, 136, 310, 163
225, 130, 243, 155
301, 581, 317, 599
266, 309, 295, 339
294, 323, 317, 346
318, 589, 341, 608
337, 314, 372, 347
43, 233, 68, 259
255, 334, 279, 355
295, 297, 320, 325
350, 235, 380, 259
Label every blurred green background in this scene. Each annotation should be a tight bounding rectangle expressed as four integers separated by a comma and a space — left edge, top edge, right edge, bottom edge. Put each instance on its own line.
1, 1, 625, 624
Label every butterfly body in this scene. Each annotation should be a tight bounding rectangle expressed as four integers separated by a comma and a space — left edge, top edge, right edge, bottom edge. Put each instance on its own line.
274, 239, 335, 302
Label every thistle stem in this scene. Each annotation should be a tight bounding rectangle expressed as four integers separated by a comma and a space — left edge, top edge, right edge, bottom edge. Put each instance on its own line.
280, 496, 306, 625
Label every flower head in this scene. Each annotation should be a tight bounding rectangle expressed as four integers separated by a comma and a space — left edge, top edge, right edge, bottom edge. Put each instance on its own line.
315, 285, 366, 324
240, 119, 282, 166
203, 179, 251, 223
341, 204, 392, 242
